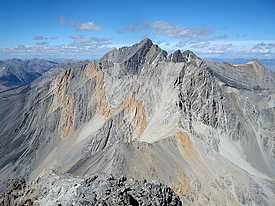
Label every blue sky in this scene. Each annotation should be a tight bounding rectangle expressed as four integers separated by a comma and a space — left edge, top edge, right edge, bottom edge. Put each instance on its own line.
0, 0, 274, 59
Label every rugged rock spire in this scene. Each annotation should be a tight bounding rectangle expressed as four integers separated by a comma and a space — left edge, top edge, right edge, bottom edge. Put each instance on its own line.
168, 50, 185, 62
100, 38, 167, 75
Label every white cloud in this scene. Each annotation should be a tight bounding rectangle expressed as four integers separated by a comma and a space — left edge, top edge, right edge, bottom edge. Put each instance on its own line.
35, 41, 49, 46
69, 35, 112, 48
206, 43, 233, 54
77, 22, 101, 31
117, 24, 145, 33
0, 36, 114, 59
251, 43, 275, 54
150, 21, 209, 39
189, 42, 210, 49
59, 16, 102, 32
34, 36, 59, 40
118, 21, 211, 41
157, 39, 275, 58
1, 36, 275, 59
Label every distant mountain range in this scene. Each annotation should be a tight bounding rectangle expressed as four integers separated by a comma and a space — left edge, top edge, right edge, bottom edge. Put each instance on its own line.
208, 58, 275, 70
0, 59, 58, 91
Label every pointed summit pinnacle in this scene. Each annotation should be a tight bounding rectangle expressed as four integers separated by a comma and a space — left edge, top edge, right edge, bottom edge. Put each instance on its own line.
139, 38, 153, 46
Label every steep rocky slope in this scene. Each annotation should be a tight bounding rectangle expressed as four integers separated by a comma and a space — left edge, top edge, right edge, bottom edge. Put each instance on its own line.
0, 38, 275, 205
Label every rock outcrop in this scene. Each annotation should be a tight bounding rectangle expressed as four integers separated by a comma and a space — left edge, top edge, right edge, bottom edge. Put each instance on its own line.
0, 171, 182, 206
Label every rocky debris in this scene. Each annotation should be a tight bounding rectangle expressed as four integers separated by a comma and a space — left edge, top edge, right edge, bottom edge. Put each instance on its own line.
0, 178, 33, 206
0, 172, 182, 206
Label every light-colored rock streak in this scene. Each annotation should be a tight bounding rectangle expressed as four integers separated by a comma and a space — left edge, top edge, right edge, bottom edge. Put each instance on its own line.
49, 69, 76, 138
85, 62, 111, 119
140, 63, 182, 143
119, 96, 147, 137
219, 133, 271, 180
76, 114, 106, 143
85, 62, 147, 139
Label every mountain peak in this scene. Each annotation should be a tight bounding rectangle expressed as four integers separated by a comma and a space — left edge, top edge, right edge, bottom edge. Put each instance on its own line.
168, 49, 201, 64
100, 38, 166, 75
168, 50, 184, 62
182, 50, 199, 59
138, 38, 153, 47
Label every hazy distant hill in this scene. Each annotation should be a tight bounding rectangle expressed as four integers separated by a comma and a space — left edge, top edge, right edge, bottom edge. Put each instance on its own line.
0, 59, 58, 91
208, 57, 275, 71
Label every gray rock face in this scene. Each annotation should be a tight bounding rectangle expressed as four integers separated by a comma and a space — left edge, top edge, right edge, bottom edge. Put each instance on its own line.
168, 50, 199, 64
0, 171, 182, 206
0, 38, 275, 205
100, 38, 167, 76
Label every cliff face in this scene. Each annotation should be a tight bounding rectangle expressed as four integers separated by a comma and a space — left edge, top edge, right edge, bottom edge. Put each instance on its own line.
0, 39, 275, 205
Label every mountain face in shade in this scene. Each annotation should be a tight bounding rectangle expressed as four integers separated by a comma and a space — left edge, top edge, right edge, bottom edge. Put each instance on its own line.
100, 38, 167, 76
0, 39, 275, 205
0, 59, 58, 91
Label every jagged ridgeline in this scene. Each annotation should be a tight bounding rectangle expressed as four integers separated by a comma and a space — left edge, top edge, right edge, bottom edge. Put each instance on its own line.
0, 38, 275, 205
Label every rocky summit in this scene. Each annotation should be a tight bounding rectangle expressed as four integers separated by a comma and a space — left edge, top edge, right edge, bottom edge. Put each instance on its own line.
0, 38, 275, 205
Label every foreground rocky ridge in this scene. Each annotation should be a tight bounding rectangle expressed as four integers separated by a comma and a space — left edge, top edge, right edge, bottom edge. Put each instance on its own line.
0, 38, 275, 205
0, 171, 182, 206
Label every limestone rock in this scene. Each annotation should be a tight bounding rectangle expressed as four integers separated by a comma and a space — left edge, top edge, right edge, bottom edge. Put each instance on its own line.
0, 171, 182, 206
